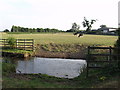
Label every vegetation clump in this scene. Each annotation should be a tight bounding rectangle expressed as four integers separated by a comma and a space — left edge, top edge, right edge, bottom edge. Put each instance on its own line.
7, 37, 16, 49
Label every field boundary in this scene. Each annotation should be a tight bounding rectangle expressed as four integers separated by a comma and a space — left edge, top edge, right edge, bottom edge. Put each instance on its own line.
0, 39, 34, 51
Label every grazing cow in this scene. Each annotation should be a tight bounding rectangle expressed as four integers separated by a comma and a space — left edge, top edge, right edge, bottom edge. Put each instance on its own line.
78, 33, 83, 37
73, 32, 83, 37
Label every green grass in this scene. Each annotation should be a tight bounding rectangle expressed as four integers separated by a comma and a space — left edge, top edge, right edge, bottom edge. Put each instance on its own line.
2, 62, 119, 88
1, 48, 33, 54
1, 33, 118, 46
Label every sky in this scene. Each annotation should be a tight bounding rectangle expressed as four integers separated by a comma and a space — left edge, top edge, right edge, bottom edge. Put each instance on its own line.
0, 0, 120, 31
118, 1, 120, 27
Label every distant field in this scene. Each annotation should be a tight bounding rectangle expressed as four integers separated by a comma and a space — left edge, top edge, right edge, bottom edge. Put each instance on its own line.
1, 33, 118, 46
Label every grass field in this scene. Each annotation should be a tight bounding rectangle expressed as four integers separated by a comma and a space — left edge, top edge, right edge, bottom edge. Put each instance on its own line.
1, 33, 118, 46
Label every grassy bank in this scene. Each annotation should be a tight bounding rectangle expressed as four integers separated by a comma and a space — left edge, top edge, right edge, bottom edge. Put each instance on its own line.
1, 48, 34, 58
2, 62, 119, 88
35, 44, 88, 59
1, 49, 32, 54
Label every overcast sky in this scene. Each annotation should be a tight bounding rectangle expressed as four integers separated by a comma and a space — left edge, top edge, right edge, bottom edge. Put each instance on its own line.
0, 0, 119, 31
118, 1, 120, 27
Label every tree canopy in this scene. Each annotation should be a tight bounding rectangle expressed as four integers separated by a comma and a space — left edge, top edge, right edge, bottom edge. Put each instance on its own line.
66, 22, 80, 32
10, 25, 64, 33
82, 17, 97, 33
3, 29, 9, 32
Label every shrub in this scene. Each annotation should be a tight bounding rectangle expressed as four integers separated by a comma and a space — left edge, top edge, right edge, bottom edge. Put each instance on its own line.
7, 37, 16, 49
2, 63, 16, 73
101, 63, 120, 75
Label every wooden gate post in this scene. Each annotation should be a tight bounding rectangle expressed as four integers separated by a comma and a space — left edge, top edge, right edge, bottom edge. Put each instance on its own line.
86, 46, 90, 77
109, 46, 112, 64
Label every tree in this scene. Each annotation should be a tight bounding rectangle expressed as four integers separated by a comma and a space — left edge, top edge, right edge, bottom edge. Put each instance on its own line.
33, 28, 37, 32
39, 28, 44, 32
11, 25, 19, 32
11, 25, 15, 32
17, 26, 21, 32
3, 29, 9, 32
10, 25, 63, 33
7, 37, 16, 49
44, 28, 50, 32
21, 27, 25, 32
70, 22, 80, 32
100, 25, 107, 28
29, 28, 33, 33
37, 28, 40, 32
82, 17, 97, 33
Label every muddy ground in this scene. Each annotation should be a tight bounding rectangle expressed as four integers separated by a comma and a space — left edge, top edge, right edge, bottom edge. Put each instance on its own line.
34, 44, 87, 59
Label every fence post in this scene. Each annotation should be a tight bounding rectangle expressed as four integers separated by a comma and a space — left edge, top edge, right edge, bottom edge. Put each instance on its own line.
86, 46, 90, 78
109, 46, 112, 64
32, 39, 34, 51
16, 39, 17, 49
117, 47, 119, 69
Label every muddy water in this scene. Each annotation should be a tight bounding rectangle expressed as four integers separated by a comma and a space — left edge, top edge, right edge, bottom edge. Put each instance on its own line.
2, 57, 87, 78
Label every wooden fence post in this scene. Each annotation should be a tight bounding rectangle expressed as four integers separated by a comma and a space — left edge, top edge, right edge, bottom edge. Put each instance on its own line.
86, 46, 90, 78
109, 46, 112, 64
16, 39, 17, 49
32, 39, 34, 51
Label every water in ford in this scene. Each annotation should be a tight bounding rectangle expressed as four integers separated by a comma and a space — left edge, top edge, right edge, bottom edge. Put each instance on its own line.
2, 57, 87, 78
